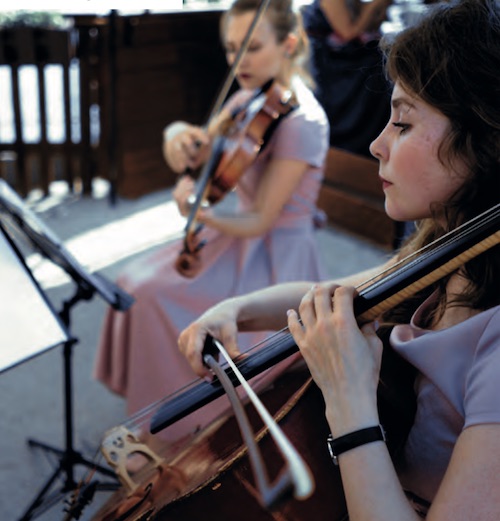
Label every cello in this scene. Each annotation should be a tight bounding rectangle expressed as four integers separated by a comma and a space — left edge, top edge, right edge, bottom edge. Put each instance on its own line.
87, 204, 499, 520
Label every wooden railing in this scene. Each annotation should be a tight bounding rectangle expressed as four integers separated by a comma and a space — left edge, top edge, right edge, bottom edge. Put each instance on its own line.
0, 19, 116, 197
0, 26, 78, 196
0, 10, 227, 199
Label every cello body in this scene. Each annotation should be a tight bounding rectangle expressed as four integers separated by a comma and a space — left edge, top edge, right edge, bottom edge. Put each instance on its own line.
93, 345, 415, 521
93, 367, 348, 521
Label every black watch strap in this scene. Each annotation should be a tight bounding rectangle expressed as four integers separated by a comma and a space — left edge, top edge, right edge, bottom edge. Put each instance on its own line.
327, 425, 386, 466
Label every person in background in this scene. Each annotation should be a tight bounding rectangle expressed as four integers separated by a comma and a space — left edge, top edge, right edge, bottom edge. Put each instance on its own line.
94, 0, 329, 444
178, 0, 500, 517
302, 0, 393, 157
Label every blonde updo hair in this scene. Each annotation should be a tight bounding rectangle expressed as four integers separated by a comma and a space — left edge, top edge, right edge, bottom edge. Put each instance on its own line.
220, 0, 313, 86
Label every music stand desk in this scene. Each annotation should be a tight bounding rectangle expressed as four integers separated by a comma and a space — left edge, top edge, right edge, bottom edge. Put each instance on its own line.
0, 180, 133, 520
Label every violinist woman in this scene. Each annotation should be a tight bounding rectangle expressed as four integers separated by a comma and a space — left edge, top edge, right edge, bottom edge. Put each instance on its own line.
94, 0, 329, 442
179, 0, 500, 518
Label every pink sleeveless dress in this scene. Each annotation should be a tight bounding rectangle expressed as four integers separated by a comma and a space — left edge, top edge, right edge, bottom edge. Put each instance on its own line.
93, 80, 329, 442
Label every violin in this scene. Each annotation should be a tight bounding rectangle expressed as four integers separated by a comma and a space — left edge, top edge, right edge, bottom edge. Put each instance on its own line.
172, 0, 294, 278
88, 204, 499, 521
175, 79, 297, 278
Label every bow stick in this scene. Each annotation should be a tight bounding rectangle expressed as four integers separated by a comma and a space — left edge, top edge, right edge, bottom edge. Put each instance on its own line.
203, 337, 314, 509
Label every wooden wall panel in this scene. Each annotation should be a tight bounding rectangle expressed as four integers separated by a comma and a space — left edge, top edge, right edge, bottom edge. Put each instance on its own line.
110, 11, 228, 198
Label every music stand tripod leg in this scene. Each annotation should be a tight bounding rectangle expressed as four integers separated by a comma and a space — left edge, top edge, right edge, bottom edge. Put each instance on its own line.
19, 289, 119, 521
18, 463, 67, 521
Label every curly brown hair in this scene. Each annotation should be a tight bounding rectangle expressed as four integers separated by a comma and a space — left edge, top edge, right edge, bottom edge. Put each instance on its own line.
380, 0, 500, 325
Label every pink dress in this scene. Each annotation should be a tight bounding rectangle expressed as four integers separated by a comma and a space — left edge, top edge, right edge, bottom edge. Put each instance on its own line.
391, 295, 500, 510
93, 80, 329, 442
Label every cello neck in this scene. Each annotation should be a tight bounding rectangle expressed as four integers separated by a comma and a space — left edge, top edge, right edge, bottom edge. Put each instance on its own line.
355, 203, 500, 322
151, 203, 500, 434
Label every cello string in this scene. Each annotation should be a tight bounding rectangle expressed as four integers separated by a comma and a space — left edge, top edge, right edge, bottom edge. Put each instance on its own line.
116, 204, 500, 433
356, 203, 499, 292
144, 203, 500, 426
357, 229, 500, 323
153, 205, 500, 433
248, 202, 500, 342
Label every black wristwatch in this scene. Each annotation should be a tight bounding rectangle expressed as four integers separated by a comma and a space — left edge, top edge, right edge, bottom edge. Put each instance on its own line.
327, 425, 386, 466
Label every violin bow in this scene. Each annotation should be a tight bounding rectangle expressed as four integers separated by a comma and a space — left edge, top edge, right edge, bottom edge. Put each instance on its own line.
204, 0, 273, 124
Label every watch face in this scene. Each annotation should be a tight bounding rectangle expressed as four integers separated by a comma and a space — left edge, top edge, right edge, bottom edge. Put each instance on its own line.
326, 434, 338, 465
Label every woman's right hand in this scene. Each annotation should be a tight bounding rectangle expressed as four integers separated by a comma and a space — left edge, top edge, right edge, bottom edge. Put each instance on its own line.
178, 299, 242, 378
163, 122, 210, 174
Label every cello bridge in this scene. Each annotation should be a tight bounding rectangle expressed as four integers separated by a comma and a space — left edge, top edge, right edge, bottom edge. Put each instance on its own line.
100, 425, 165, 495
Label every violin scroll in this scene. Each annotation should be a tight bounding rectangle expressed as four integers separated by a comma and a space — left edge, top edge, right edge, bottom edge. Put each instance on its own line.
175, 223, 206, 278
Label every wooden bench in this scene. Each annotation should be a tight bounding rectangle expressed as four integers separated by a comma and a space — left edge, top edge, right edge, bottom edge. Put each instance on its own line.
317, 147, 396, 249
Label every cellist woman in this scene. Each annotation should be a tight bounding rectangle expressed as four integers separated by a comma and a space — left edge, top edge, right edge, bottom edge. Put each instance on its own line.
179, 0, 500, 518
94, 0, 329, 445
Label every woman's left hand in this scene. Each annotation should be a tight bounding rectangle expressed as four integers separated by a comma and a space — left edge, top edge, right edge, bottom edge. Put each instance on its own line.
172, 175, 196, 216
287, 284, 383, 437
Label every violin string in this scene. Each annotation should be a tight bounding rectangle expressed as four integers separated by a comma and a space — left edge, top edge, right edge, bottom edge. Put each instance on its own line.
179, 0, 281, 275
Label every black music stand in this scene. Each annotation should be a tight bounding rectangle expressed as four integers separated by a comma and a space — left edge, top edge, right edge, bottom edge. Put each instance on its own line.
0, 180, 135, 520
